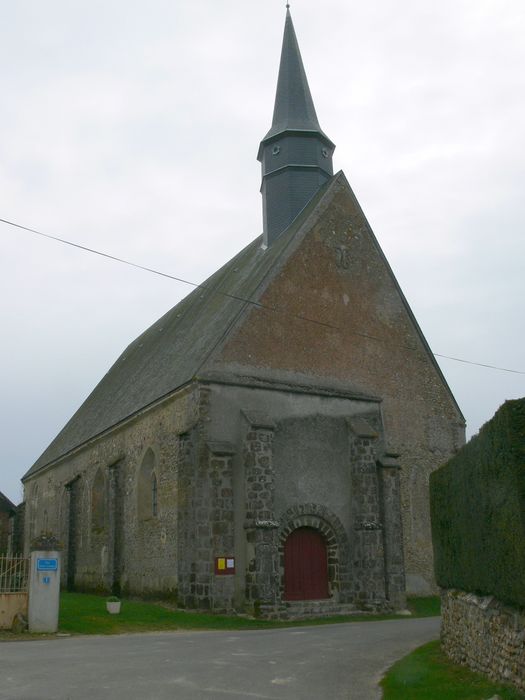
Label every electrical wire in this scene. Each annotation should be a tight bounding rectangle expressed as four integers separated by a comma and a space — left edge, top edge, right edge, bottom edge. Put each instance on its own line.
1, 216, 523, 376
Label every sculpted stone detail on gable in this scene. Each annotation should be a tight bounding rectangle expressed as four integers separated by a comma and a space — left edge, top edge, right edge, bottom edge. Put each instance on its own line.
334, 244, 351, 270
329, 221, 367, 271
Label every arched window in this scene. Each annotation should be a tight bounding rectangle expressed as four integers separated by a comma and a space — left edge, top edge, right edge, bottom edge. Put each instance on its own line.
284, 527, 329, 601
138, 449, 158, 520
91, 468, 105, 531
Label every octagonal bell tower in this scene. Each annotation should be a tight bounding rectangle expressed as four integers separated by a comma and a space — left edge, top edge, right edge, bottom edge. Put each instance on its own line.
258, 7, 335, 247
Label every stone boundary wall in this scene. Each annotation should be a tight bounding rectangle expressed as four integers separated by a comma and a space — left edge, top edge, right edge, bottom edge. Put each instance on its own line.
441, 588, 525, 692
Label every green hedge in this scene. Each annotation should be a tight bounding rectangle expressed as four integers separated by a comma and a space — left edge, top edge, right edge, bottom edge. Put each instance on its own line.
430, 398, 525, 608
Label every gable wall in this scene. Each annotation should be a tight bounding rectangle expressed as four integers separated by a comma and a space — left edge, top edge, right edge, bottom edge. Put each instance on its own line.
211, 180, 465, 593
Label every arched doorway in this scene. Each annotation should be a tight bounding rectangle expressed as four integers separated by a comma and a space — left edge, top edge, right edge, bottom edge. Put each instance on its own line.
284, 527, 329, 600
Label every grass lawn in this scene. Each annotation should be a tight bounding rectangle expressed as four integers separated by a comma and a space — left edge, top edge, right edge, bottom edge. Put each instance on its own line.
381, 640, 525, 700
406, 595, 441, 617
0, 592, 440, 639
54, 592, 440, 636
58, 592, 277, 634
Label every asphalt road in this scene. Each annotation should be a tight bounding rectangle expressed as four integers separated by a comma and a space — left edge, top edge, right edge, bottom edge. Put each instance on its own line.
1, 617, 440, 700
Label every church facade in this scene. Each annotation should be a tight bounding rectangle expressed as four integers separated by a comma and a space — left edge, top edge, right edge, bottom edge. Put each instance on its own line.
22, 9, 464, 617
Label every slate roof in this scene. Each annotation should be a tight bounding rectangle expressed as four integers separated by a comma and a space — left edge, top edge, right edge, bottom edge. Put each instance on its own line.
24, 168, 464, 480
260, 8, 334, 147
24, 178, 335, 479
0, 491, 16, 513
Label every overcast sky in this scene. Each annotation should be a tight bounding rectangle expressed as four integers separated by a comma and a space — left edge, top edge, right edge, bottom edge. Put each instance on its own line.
1, 0, 524, 504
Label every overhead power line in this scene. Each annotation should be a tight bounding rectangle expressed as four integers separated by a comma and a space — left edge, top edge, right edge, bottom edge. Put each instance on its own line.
433, 354, 523, 375
1, 216, 524, 376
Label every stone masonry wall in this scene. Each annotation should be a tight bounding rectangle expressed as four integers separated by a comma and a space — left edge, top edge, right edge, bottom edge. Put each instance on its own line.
23, 385, 199, 597
348, 426, 386, 606
206, 382, 406, 617
214, 176, 466, 594
378, 457, 406, 610
177, 388, 237, 612
441, 589, 525, 693
243, 415, 279, 608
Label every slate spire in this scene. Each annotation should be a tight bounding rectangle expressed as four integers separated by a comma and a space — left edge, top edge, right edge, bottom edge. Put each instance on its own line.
258, 8, 335, 247
262, 8, 324, 142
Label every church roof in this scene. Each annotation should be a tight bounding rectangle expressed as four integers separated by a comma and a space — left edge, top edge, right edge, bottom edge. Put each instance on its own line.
24, 170, 464, 480
24, 179, 334, 479
260, 8, 333, 147
0, 491, 16, 513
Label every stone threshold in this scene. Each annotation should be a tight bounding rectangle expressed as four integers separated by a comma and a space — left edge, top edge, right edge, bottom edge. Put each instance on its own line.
261, 600, 359, 620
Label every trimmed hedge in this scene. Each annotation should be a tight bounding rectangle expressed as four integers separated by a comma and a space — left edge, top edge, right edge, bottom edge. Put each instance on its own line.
430, 398, 525, 608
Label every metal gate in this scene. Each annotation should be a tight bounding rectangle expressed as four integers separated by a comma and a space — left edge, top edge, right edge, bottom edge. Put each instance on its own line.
0, 555, 29, 629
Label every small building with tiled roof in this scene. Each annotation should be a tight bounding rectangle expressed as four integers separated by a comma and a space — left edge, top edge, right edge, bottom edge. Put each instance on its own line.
0, 491, 17, 554
21, 8, 464, 616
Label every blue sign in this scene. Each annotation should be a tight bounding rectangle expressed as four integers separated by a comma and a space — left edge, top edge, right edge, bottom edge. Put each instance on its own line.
43, 576, 51, 585
37, 558, 58, 572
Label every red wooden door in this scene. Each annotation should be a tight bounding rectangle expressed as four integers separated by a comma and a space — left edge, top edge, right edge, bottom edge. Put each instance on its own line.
284, 527, 329, 601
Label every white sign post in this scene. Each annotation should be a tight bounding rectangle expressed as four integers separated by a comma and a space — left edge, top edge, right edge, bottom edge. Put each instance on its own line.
28, 536, 61, 633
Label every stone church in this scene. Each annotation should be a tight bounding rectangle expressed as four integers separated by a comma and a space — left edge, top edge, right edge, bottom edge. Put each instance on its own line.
22, 9, 464, 617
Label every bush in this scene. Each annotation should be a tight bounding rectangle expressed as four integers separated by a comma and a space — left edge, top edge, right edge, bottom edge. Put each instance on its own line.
430, 399, 525, 607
